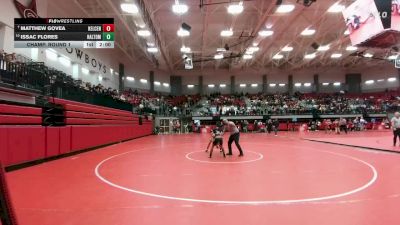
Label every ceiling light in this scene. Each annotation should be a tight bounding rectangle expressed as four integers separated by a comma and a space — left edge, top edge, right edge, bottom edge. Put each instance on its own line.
227, 2, 244, 14
154, 81, 161, 86
180, 46, 191, 53
294, 83, 302, 87
163, 83, 169, 87
217, 48, 227, 52
279, 83, 286, 87
121, 3, 139, 14
317, 45, 330, 51
248, 46, 260, 52
147, 42, 155, 47
208, 84, 215, 88
251, 84, 258, 87
172, 2, 188, 14
388, 55, 398, 60
81, 67, 89, 74
388, 77, 397, 82
243, 54, 253, 59
365, 80, 374, 85
240, 84, 246, 87
273, 54, 284, 59
258, 30, 274, 37
364, 53, 373, 58
58, 56, 71, 67
333, 82, 341, 86
45, 49, 58, 60
220, 84, 226, 88
346, 46, 357, 51
331, 53, 342, 58
220, 29, 233, 37
276, 4, 295, 13
282, 46, 293, 52
177, 28, 190, 37
214, 54, 224, 59
304, 83, 312, 87
137, 29, 151, 37
377, 79, 384, 82
304, 53, 316, 59
301, 28, 316, 36
187, 84, 194, 88
140, 79, 147, 83
126, 76, 135, 81
147, 47, 158, 53
327, 2, 345, 13
269, 83, 276, 87
322, 83, 330, 86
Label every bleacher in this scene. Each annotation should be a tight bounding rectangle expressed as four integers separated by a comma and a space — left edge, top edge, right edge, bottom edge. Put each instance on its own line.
0, 103, 42, 124
0, 88, 153, 167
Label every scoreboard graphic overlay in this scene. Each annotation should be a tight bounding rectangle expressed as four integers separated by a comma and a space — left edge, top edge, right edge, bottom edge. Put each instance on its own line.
14, 18, 114, 49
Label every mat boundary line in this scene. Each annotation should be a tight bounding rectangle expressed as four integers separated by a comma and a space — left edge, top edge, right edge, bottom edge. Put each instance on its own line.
303, 138, 400, 154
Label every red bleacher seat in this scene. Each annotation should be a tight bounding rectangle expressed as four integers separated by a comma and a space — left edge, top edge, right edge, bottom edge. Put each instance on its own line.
278, 123, 288, 131
247, 123, 255, 132
65, 111, 137, 121
0, 104, 41, 115
65, 118, 136, 125
0, 115, 41, 124
63, 104, 132, 117
49, 97, 132, 116
50, 97, 142, 126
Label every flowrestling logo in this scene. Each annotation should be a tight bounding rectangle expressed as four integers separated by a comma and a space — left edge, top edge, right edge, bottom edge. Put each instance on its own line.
14, 0, 39, 18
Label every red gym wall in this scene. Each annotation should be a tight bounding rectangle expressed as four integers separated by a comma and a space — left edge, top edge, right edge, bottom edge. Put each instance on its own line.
0, 124, 152, 167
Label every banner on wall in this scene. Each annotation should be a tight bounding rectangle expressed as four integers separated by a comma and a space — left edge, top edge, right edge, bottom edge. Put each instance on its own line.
14, 0, 39, 18
63, 48, 109, 75
393, 0, 400, 31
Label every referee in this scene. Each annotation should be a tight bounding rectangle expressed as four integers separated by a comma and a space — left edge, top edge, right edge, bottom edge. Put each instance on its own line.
222, 119, 244, 157
391, 112, 400, 146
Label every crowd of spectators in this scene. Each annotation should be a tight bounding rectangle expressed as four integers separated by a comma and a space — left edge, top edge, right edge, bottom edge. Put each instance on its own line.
80, 82, 120, 98
120, 89, 201, 116
198, 91, 399, 116
205, 93, 247, 116
1, 50, 399, 117
1, 50, 200, 115
247, 92, 399, 115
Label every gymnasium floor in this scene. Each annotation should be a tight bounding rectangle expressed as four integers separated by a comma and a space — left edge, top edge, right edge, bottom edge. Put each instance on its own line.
7, 132, 400, 225
303, 130, 398, 152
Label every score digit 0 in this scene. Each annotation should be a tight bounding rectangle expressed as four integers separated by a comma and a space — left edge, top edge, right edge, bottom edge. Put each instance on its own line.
103, 24, 114, 32
102, 32, 115, 41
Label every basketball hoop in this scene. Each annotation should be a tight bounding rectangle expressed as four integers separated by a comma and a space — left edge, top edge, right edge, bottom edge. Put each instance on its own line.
395, 55, 400, 68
